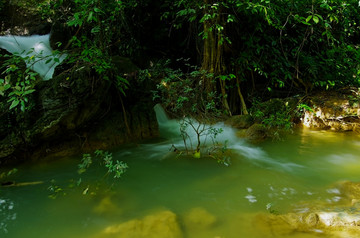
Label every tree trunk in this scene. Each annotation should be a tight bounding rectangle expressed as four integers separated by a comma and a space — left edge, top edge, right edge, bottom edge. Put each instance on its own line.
201, 0, 231, 115
236, 77, 248, 115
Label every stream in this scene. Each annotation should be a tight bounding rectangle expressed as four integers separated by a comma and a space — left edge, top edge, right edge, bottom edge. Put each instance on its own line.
1, 111, 360, 237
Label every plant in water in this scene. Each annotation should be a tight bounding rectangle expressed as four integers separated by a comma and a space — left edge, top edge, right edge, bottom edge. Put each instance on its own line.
78, 153, 92, 174
48, 150, 127, 198
151, 59, 229, 164
78, 149, 128, 179
94, 150, 128, 179
0, 168, 18, 191
77, 150, 128, 194
0, 168, 18, 181
266, 203, 279, 215
47, 179, 66, 199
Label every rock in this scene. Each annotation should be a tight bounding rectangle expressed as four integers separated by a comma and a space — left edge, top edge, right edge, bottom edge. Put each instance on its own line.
96, 210, 183, 238
0, 62, 158, 162
304, 213, 319, 227
301, 89, 360, 132
246, 123, 267, 142
251, 180, 360, 237
225, 114, 254, 129
335, 181, 360, 201
317, 211, 360, 227
253, 212, 354, 237
253, 213, 299, 236
183, 207, 217, 229
0, 1, 49, 35
93, 197, 120, 215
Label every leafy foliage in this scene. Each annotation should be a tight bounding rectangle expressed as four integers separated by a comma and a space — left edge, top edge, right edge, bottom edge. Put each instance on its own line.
0, 52, 39, 112
250, 97, 295, 139
3, 0, 360, 134
38, 0, 136, 93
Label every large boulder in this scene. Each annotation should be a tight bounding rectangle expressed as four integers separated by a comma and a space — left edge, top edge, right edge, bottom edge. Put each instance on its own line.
301, 89, 360, 132
245, 123, 268, 142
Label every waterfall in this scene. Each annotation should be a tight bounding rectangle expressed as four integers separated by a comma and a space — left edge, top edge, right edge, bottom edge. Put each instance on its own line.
0, 34, 66, 80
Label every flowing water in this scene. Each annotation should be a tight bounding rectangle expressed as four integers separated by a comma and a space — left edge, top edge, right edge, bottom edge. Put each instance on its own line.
0, 34, 66, 80
1, 109, 360, 237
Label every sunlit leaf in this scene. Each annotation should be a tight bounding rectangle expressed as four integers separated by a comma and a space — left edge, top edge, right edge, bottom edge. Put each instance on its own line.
313, 15, 319, 24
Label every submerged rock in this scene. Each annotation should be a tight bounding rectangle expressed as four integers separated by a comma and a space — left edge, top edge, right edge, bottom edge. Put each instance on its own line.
95, 210, 183, 238
183, 207, 217, 229
253, 181, 360, 237
93, 197, 121, 215
336, 181, 360, 202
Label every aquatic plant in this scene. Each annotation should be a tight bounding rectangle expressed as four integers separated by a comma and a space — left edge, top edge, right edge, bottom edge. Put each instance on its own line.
0, 168, 17, 182
151, 60, 231, 163
47, 150, 128, 199
94, 150, 128, 179
78, 150, 128, 179
47, 179, 66, 199
266, 203, 279, 215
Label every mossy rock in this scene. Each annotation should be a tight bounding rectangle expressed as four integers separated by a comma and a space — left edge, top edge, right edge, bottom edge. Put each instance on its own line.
246, 123, 268, 142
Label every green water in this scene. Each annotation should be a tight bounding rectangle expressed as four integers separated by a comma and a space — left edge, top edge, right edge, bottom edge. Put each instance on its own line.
1, 128, 360, 238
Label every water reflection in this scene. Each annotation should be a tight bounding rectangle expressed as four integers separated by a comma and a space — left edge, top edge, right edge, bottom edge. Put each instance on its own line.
0, 198, 16, 234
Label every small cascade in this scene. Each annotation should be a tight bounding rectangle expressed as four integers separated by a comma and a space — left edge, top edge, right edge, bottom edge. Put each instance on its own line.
153, 103, 302, 171
0, 34, 66, 80
153, 103, 170, 124
153, 104, 181, 140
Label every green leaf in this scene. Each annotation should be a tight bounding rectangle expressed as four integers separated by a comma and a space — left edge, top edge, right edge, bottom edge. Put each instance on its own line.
306, 15, 312, 23
313, 15, 319, 24
87, 11, 93, 22
9, 100, 19, 110
23, 89, 35, 96
20, 100, 25, 112
91, 26, 100, 33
